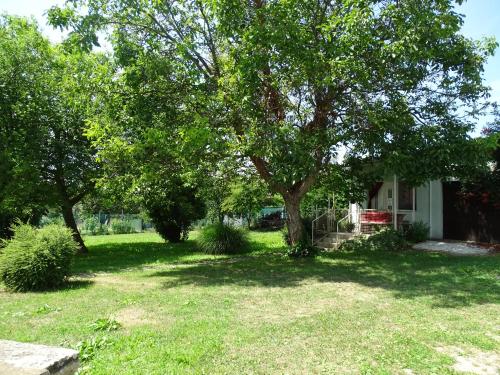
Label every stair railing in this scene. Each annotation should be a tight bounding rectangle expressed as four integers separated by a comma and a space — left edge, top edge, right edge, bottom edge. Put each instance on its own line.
312, 208, 335, 245
336, 213, 349, 233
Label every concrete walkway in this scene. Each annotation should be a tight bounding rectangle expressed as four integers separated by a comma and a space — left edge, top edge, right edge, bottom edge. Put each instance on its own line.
413, 241, 492, 256
0, 340, 79, 375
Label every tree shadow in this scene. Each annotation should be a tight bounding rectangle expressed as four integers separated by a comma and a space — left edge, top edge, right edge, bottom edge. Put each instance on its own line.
145, 250, 500, 308
0, 279, 94, 294
75, 236, 285, 274
74, 240, 201, 273
62, 279, 95, 291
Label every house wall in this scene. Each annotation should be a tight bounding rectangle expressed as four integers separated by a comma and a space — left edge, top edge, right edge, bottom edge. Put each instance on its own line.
429, 180, 443, 240
355, 179, 443, 239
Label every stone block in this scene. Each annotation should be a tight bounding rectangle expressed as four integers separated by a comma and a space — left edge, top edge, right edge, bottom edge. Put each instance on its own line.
0, 340, 79, 375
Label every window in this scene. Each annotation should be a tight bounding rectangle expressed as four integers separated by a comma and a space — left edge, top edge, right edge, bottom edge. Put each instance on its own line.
398, 182, 415, 210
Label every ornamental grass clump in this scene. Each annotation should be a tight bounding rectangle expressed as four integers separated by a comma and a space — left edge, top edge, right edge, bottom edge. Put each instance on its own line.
197, 224, 248, 255
0, 223, 78, 292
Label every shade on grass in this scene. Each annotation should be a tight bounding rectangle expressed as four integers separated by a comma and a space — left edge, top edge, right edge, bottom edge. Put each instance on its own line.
0, 231, 498, 374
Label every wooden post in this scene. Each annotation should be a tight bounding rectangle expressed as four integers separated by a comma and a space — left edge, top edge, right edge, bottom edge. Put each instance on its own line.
412, 187, 416, 223
429, 181, 433, 238
393, 175, 397, 230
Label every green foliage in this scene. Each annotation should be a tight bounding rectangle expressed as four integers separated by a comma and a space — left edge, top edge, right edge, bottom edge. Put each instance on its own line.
0, 223, 78, 291
340, 228, 408, 253
35, 304, 61, 315
91, 317, 121, 332
403, 221, 430, 243
0, 16, 113, 252
111, 220, 134, 234
84, 217, 108, 236
84, 216, 99, 234
222, 178, 271, 227
145, 182, 205, 243
282, 218, 318, 258
39, 213, 64, 227
76, 336, 112, 362
338, 222, 356, 233
285, 241, 319, 258
197, 224, 248, 255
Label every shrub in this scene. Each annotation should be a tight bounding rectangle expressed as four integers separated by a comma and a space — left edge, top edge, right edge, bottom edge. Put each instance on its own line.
83, 216, 99, 234
197, 224, 248, 255
340, 227, 408, 253
282, 221, 319, 258
111, 220, 134, 234
0, 223, 78, 291
145, 183, 205, 243
403, 221, 429, 243
91, 317, 121, 332
84, 217, 109, 236
338, 221, 355, 233
285, 241, 319, 258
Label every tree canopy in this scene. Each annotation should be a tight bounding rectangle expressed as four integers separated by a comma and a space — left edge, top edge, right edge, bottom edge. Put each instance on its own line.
0, 16, 112, 251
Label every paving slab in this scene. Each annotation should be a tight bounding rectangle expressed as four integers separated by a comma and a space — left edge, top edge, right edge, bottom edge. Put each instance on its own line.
412, 241, 491, 256
0, 340, 79, 375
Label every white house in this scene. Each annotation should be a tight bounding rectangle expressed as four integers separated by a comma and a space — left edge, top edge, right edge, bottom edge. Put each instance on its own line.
312, 176, 445, 247
350, 175, 443, 239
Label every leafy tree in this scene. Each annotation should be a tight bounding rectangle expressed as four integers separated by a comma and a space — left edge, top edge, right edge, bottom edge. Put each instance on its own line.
144, 176, 205, 242
0, 17, 51, 237
50, 0, 496, 245
459, 106, 500, 208
199, 162, 236, 224
222, 177, 270, 228
82, 44, 211, 239
0, 16, 112, 252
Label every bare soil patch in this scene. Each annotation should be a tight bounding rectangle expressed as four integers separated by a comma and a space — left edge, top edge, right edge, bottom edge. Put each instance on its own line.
436, 346, 500, 374
115, 307, 153, 328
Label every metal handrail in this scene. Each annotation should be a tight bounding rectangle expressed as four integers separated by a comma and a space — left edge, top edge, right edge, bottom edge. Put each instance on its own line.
336, 213, 350, 233
311, 208, 334, 245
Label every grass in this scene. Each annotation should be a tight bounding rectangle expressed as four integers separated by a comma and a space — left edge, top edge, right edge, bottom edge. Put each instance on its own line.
0, 231, 499, 374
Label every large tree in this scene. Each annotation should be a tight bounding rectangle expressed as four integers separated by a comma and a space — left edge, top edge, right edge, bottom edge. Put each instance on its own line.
0, 16, 111, 252
0, 17, 52, 237
50, 0, 495, 245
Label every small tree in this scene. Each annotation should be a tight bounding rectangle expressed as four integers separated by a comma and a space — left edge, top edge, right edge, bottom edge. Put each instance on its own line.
222, 178, 269, 228
143, 178, 205, 242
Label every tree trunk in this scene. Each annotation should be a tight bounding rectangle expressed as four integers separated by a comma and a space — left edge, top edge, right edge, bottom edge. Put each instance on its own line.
284, 195, 304, 246
61, 203, 88, 254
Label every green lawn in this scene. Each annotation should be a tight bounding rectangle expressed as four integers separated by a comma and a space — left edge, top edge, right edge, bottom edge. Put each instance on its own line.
1, 231, 499, 374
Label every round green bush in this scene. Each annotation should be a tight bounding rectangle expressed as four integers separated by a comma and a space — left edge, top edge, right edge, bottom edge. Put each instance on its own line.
197, 224, 248, 255
0, 223, 78, 292
340, 228, 408, 252
403, 221, 430, 243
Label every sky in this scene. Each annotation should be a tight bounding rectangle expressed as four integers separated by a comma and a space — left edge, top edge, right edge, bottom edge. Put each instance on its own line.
1, 0, 499, 134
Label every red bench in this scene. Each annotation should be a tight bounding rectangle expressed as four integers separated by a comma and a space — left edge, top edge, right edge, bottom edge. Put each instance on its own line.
360, 211, 392, 224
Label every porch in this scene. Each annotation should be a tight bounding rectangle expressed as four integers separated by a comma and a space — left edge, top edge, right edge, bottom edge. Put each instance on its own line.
311, 175, 442, 248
